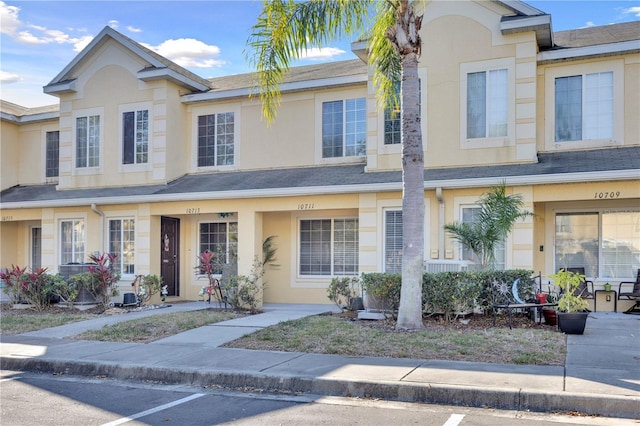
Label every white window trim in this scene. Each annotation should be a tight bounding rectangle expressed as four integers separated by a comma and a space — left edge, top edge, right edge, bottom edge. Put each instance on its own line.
544, 59, 624, 151
377, 68, 427, 155
459, 58, 515, 150
546, 205, 639, 281
71, 107, 104, 176
451, 196, 512, 268
41, 125, 60, 184
55, 213, 87, 266
118, 102, 153, 173
190, 104, 240, 172
376, 198, 430, 271
193, 215, 238, 279
315, 89, 368, 165
106, 215, 137, 278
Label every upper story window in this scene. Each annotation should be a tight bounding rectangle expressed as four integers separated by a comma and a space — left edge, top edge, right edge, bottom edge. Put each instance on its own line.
555, 72, 613, 142
76, 115, 100, 168
384, 81, 422, 146
467, 69, 508, 139
322, 97, 366, 158
197, 112, 234, 167
460, 59, 514, 149
109, 218, 135, 275
60, 219, 85, 264
122, 110, 148, 164
45, 131, 59, 178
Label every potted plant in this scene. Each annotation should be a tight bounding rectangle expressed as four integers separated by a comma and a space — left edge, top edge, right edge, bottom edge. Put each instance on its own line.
550, 269, 589, 334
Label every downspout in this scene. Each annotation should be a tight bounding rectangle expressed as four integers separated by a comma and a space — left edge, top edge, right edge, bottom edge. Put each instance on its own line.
436, 187, 445, 259
91, 203, 104, 254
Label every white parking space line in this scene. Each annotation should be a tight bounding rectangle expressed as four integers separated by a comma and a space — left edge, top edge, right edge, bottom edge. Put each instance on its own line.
101, 393, 205, 426
443, 413, 465, 426
0, 376, 22, 383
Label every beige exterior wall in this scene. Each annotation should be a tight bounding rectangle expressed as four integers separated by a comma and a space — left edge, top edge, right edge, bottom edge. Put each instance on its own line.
1, 1, 638, 309
0, 120, 19, 190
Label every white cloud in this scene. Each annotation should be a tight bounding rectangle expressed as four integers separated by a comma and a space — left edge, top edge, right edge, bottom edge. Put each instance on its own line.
142, 38, 225, 68
298, 46, 346, 61
0, 70, 21, 83
580, 21, 596, 28
0, 1, 20, 35
108, 20, 118, 29
1, 1, 94, 50
623, 6, 640, 17
127, 26, 142, 33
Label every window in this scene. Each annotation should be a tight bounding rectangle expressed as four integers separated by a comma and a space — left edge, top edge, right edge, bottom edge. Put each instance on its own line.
109, 219, 135, 275
384, 210, 402, 273
60, 220, 85, 264
31, 227, 41, 270
122, 110, 148, 164
383, 81, 422, 146
466, 69, 508, 139
199, 222, 237, 274
76, 115, 100, 168
461, 206, 505, 270
299, 218, 358, 276
197, 113, 234, 167
45, 131, 59, 178
555, 71, 613, 142
322, 98, 365, 157
555, 211, 639, 279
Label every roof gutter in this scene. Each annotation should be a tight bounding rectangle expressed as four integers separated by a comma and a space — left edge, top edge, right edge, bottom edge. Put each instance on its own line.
538, 40, 640, 64
1, 169, 637, 210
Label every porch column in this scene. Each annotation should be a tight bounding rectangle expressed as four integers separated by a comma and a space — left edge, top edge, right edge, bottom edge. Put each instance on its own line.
237, 208, 264, 306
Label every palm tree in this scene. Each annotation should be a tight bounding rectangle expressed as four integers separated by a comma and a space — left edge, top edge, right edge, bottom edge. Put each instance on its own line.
445, 183, 533, 270
247, 0, 426, 329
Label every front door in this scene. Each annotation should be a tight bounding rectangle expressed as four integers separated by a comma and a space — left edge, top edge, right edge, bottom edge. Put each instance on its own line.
161, 217, 180, 297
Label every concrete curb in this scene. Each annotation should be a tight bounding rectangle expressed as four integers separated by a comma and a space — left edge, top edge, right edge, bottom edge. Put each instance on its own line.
3, 356, 638, 419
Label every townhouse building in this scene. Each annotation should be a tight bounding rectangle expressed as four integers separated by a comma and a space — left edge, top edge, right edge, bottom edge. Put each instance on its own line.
1, 1, 638, 310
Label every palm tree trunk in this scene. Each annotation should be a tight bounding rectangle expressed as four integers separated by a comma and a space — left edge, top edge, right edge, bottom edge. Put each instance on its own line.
396, 52, 425, 330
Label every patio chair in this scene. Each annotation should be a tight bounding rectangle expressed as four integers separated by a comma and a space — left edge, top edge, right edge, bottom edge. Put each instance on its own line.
559, 267, 594, 300
619, 269, 640, 315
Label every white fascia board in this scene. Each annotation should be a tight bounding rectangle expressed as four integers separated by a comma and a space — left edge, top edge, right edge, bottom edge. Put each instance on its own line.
181, 74, 367, 103
500, 14, 551, 32
1, 170, 637, 210
43, 80, 76, 94
496, 0, 545, 16
138, 68, 210, 92
538, 40, 640, 63
1, 111, 59, 124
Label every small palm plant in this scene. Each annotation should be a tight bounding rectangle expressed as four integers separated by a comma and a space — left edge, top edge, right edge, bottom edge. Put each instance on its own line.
445, 183, 533, 269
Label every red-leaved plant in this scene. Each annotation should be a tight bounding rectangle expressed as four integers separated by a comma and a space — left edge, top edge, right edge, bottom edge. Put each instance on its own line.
87, 252, 121, 309
0, 265, 50, 311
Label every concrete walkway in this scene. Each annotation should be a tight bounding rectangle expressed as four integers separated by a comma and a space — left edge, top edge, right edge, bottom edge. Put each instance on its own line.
1, 303, 638, 419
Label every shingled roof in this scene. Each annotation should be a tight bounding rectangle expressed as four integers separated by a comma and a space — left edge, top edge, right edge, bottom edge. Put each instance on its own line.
2, 146, 638, 207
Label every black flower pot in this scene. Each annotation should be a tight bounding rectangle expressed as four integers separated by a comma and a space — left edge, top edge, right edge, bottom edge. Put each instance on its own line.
557, 311, 588, 335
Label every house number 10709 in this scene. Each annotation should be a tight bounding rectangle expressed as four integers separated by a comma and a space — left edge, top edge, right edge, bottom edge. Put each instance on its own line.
594, 191, 620, 199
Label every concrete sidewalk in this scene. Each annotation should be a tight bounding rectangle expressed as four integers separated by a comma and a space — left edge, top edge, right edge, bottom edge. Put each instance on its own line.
1, 303, 639, 419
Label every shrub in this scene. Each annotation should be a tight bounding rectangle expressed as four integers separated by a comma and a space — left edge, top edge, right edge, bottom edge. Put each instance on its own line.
422, 269, 535, 322
422, 271, 482, 322
48, 273, 78, 308
361, 273, 401, 317
551, 269, 589, 313
327, 276, 360, 311
224, 257, 263, 313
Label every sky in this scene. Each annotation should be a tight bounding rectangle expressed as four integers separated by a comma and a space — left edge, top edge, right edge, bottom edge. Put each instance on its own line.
1, 0, 639, 108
